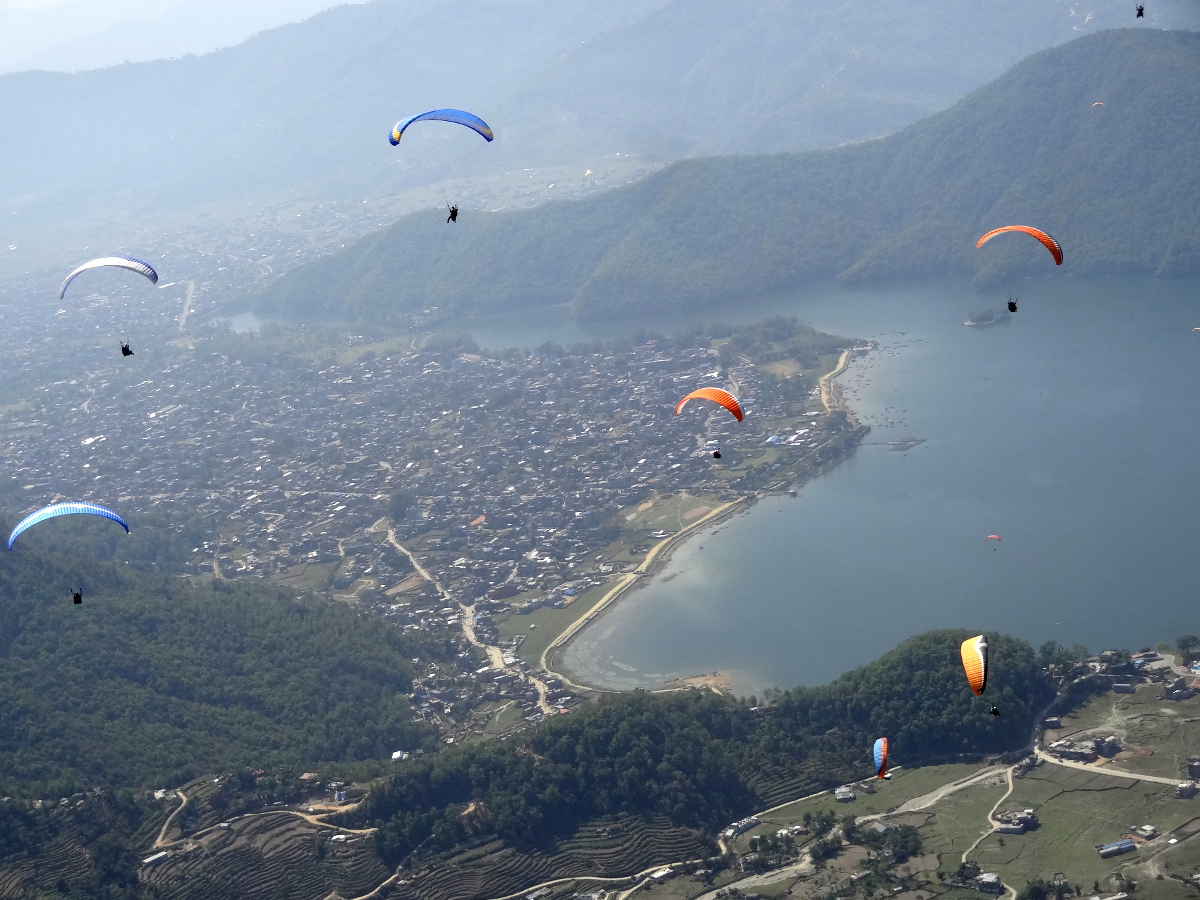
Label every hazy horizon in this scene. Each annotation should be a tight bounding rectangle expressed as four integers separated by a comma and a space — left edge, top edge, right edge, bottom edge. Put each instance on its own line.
0, 0, 364, 74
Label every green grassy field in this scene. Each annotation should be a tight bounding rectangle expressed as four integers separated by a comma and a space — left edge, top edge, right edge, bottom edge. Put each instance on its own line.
497, 576, 621, 668
915, 779, 1010, 869
751, 764, 989, 834
968, 764, 1194, 890
1147, 824, 1200, 886
621, 492, 723, 534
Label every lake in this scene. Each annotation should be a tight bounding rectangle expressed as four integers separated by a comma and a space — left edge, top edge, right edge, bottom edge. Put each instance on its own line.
467, 276, 1200, 696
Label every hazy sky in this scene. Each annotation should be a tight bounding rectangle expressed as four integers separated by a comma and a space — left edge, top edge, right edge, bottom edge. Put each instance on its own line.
0, 0, 362, 74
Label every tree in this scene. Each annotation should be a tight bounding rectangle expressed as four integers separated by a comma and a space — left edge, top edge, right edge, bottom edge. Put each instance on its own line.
1177, 635, 1200, 663
388, 490, 416, 521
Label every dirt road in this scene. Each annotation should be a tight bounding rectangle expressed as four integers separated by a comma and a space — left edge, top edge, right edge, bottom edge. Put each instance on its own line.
384, 526, 554, 714
1034, 748, 1181, 785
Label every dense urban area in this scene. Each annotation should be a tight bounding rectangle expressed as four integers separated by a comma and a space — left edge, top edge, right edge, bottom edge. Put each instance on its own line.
0, 252, 864, 745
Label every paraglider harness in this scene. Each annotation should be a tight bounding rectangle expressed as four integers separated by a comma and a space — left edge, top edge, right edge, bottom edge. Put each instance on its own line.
120, 342, 134, 357
1136, 4, 1144, 16
1007, 299, 1018, 313
72, 590, 83, 605
446, 203, 459, 223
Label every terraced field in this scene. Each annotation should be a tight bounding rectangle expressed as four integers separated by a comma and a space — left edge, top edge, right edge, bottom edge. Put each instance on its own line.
142, 811, 390, 900
388, 815, 715, 900
0, 792, 169, 899
0, 832, 96, 898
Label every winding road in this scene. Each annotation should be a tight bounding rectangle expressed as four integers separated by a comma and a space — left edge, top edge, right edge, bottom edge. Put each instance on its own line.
383, 525, 554, 714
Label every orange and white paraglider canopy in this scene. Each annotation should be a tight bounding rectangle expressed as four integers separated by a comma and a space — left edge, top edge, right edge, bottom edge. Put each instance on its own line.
960, 634, 989, 696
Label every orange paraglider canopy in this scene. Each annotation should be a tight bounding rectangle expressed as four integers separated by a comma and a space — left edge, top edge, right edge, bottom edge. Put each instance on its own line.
986, 534, 1001, 541
675, 388, 744, 421
960, 634, 989, 696
976, 226, 1063, 265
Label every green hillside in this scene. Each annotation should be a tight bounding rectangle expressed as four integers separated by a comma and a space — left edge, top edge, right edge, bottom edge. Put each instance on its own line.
257, 29, 1200, 322
0, 524, 447, 799
348, 629, 1052, 866
2, 0, 1195, 245
497, 0, 1200, 159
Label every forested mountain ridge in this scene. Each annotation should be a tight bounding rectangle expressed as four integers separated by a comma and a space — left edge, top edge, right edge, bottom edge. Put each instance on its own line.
347, 629, 1052, 866
2, 0, 1195, 247
257, 29, 1200, 322
0, 519, 447, 800
495, 0, 1200, 160
0, 627, 1050, 898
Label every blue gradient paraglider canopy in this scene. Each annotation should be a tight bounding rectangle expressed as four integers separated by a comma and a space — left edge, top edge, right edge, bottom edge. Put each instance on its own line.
8, 501, 130, 549
390, 109, 494, 145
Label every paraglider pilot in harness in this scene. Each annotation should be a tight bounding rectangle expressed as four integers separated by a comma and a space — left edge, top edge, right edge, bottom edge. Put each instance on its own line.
447, 203, 459, 224
72, 590, 82, 605
1007, 299, 1018, 313
990, 705, 1000, 716
120, 342, 134, 357
1136, 4, 1144, 15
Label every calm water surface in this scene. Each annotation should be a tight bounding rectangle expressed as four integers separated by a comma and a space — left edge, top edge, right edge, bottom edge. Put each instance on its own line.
471, 277, 1200, 695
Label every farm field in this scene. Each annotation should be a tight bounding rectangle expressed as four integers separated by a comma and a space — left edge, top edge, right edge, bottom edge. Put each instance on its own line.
915, 779, 1010, 866
142, 811, 388, 900
968, 764, 1195, 891
386, 814, 714, 900
738, 764, 992, 851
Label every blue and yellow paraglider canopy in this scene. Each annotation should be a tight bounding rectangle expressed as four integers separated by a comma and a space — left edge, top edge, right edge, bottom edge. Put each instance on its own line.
8, 501, 129, 550
389, 109, 494, 146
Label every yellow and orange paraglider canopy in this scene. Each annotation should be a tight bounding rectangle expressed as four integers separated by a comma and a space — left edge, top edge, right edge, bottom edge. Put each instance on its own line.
960, 634, 989, 696
976, 226, 1063, 266
675, 388, 744, 421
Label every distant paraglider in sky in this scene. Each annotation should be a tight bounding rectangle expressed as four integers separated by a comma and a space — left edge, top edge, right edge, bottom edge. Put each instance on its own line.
72, 590, 82, 605
873, 737, 889, 779
976, 226, 1063, 266
675, 388, 744, 422
1007, 300, 1018, 313
120, 342, 134, 357
1092, 102, 1106, 107
390, 109, 494, 146
986, 535, 1001, 541
59, 256, 158, 299
1136, 4, 1144, 17
8, 501, 130, 550
447, 203, 459, 223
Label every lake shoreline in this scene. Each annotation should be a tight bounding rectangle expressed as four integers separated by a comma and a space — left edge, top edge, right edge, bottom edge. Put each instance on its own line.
545, 347, 872, 695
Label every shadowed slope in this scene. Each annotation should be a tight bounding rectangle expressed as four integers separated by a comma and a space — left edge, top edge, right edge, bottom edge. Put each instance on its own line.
257, 29, 1200, 322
